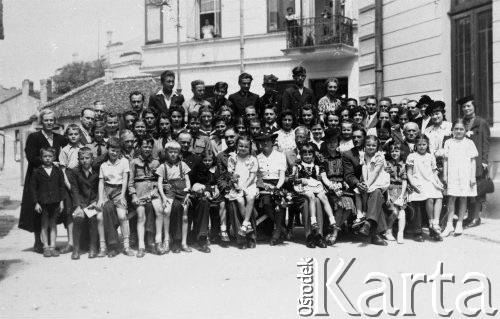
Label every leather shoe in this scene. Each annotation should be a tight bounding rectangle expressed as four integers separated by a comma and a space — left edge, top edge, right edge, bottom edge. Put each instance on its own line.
88, 249, 97, 259
464, 217, 481, 229
371, 235, 388, 246
315, 234, 327, 248
34, 243, 44, 254
247, 241, 256, 249
305, 234, 316, 248
238, 243, 247, 250
59, 245, 73, 254
107, 249, 119, 258
358, 222, 370, 237
71, 251, 80, 260
414, 234, 424, 242
136, 248, 146, 258
199, 244, 211, 253
270, 237, 282, 246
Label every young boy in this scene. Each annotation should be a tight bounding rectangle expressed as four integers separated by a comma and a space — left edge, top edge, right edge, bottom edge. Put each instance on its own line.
210, 115, 227, 155
97, 137, 134, 256
157, 141, 192, 253
262, 105, 279, 135
68, 147, 102, 260
87, 123, 107, 158
339, 120, 355, 152
59, 124, 84, 254
31, 148, 65, 257
129, 137, 163, 257
105, 112, 120, 140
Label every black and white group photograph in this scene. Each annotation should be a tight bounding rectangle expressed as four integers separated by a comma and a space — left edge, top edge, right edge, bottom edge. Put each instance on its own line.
0, 0, 499, 317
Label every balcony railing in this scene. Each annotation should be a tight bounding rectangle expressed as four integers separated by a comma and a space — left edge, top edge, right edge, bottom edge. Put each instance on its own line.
285, 15, 354, 49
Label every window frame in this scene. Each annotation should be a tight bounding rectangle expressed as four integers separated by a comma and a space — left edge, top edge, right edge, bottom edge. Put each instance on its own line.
198, 0, 222, 39
450, 2, 493, 124
267, 0, 297, 33
144, 0, 164, 45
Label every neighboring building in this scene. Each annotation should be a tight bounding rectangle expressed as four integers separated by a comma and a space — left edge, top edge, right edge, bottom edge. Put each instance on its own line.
109, 0, 360, 99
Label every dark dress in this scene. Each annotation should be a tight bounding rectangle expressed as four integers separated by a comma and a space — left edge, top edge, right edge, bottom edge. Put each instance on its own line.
19, 130, 67, 233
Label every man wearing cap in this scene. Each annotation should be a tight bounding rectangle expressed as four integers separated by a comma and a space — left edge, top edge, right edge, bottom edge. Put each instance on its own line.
255, 132, 287, 246
282, 66, 316, 114
458, 95, 490, 228
228, 72, 262, 117
259, 74, 282, 116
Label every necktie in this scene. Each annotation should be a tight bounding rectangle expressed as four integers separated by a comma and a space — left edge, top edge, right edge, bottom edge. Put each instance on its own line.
97, 143, 103, 156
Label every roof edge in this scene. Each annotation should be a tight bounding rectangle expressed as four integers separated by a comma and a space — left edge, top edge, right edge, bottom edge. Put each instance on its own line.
42, 77, 105, 109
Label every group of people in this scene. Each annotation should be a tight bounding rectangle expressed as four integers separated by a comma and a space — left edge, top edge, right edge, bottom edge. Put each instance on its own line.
18, 66, 491, 260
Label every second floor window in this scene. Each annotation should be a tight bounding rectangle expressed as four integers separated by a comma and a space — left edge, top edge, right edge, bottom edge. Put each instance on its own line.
268, 0, 296, 32
145, 0, 163, 44
200, 0, 221, 39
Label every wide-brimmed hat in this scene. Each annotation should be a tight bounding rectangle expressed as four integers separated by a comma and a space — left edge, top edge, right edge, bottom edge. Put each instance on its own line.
322, 128, 341, 142
425, 100, 446, 117
263, 74, 279, 84
416, 95, 433, 108
254, 132, 279, 141
457, 95, 474, 105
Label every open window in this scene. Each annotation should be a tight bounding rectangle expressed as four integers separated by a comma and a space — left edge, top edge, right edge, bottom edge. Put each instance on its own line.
145, 0, 164, 44
267, 0, 296, 32
199, 0, 221, 39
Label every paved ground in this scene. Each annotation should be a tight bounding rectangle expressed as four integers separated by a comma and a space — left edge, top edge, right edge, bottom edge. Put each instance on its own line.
1, 169, 500, 318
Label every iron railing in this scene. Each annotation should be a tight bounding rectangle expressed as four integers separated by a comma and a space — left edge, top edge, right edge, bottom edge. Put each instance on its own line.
285, 15, 354, 49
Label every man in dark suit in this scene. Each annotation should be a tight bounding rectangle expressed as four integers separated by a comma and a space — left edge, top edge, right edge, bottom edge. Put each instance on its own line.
20, 110, 67, 253
228, 72, 261, 117
459, 95, 491, 228
282, 66, 316, 115
206, 81, 233, 114
342, 127, 388, 246
399, 122, 419, 162
363, 95, 378, 129
407, 99, 423, 128
68, 147, 100, 260
148, 70, 185, 115
79, 108, 95, 145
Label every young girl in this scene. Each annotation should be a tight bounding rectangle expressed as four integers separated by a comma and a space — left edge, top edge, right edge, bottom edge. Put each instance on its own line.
325, 111, 340, 130
227, 135, 258, 243
339, 120, 355, 152
157, 140, 192, 253
442, 119, 478, 237
32, 148, 65, 257
199, 106, 213, 136
385, 141, 407, 243
293, 143, 336, 234
169, 106, 186, 139
133, 119, 148, 141
234, 116, 247, 135
217, 105, 234, 127
406, 134, 444, 242
276, 110, 296, 153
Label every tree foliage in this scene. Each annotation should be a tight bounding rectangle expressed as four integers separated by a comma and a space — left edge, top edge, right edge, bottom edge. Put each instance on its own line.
52, 59, 107, 94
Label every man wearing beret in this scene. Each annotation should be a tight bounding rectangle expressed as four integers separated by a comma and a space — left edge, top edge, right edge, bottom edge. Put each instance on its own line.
228, 72, 262, 117
282, 66, 316, 115
259, 74, 282, 116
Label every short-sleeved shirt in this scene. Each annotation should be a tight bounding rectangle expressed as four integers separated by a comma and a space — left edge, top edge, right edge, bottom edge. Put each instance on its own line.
318, 96, 341, 115
59, 144, 81, 169
257, 150, 286, 180
156, 161, 191, 181
276, 129, 296, 153
99, 157, 130, 185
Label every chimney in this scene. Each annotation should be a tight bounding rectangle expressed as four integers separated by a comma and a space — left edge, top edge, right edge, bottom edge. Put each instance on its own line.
40, 79, 52, 104
106, 31, 113, 46
22, 79, 34, 97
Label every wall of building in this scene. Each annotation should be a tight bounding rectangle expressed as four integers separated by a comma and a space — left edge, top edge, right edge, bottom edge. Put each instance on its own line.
0, 94, 39, 128
1, 123, 32, 186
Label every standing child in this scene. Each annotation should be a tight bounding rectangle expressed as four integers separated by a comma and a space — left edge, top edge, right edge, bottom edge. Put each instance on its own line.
68, 147, 102, 259
31, 148, 65, 257
157, 141, 192, 253
385, 141, 408, 244
97, 137, 134, 256
87, 123, 107, 158
442, 119, 478, 237
59, 124, 84, 254
293, 143, 336, 240
406, 134, 444, 242
227, 135, 258, 248
129, 137, 163, 257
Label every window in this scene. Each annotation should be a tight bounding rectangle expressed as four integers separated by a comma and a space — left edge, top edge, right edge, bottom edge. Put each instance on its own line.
145, 0, 164, 44
267, 0, 296, 32
199, 0, 221, 39
450, 0, 492, 123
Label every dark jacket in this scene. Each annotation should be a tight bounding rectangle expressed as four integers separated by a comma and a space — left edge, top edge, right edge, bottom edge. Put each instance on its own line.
259, 92, 282, 116
148, 92, 185, 115
30, 166, 65, 205
19, 130, 67, 232
206, 96, 233, 114
466, 116, 490, 176
342, 149, 362, 189
68, 166, 99, 210
281, 85, 316, 114
228, 90, 261, 117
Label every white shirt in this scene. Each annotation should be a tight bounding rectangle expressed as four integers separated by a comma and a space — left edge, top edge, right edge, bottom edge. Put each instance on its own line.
257, 150, 286, 180
157, 90, 178, 109
99, 157, 130, 185
366, 113, 376, 127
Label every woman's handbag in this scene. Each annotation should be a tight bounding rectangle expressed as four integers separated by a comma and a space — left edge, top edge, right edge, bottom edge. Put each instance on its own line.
477, 167, 494, 196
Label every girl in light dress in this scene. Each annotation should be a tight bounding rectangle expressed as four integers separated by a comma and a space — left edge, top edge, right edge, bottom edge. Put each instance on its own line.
442, 119, 478, 237
406, 135, 444, 241
385, 141, 407, 244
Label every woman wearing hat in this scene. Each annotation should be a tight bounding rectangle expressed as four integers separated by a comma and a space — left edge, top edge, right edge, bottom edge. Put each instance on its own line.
255, 132, 288, 246
424, 101, 452, 157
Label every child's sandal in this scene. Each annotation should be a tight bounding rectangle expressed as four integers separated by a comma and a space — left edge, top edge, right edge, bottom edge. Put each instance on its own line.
311, 222, 320, 232
238, 225, 247, 237
43, 247, 51, 258
245, 224, 254, 234
220, 230, 230, 242
181, 244, 192, 253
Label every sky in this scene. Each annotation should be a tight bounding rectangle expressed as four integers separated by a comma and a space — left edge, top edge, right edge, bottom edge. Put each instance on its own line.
0, 0, 144, 90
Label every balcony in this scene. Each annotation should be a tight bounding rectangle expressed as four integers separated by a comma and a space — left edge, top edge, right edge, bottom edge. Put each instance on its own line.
282, 15, 357, 61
